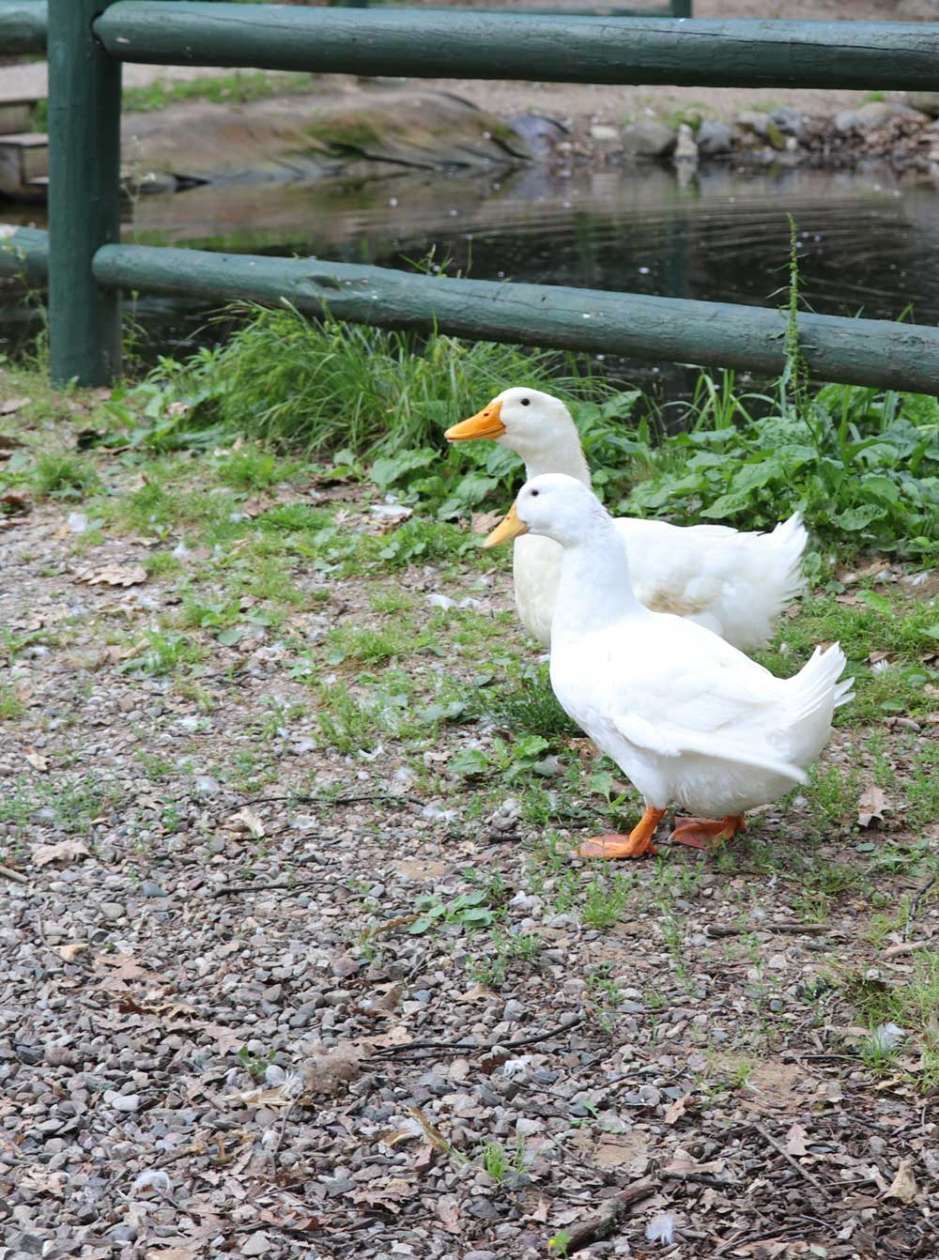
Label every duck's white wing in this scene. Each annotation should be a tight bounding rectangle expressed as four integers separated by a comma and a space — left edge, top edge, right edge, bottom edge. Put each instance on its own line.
572, 623, 806, 783
612, 712, 806, 783
615, 513, 807, 649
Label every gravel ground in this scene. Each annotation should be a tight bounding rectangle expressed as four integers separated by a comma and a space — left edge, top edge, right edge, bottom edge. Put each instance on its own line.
0, 381, 937, 1259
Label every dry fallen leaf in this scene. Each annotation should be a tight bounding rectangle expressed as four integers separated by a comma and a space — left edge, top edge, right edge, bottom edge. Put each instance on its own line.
857, 784, 888, 829
33, 839, 91, 868
0, 396, 29, 415
24, 749, 48, 772
471, 510, 504, 535
885, 1157, 918, 1204
663, 1094, 690, 1125
349, 1177, 414, 1212
56, 942, 89, 962
436, 1194, 461, 1233
301, 1043, 365, 1097
75, 563, 147, 588
785, 1122, 809, 1156
593, 1133, 650, 1173
816, 1078, 844, 1105
0, 490, 31, 518
227, 806, 265, 840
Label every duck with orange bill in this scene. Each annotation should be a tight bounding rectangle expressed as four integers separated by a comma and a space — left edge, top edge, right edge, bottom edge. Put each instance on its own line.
447, 388, 806, 650
483, 474, 852, 859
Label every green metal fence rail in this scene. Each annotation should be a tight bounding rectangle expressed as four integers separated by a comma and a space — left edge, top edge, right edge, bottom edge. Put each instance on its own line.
0, 1, 937, 390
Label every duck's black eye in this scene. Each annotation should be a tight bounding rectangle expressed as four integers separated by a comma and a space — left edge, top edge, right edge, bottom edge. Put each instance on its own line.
530, 489, 540, 497
520, 397, 531, 406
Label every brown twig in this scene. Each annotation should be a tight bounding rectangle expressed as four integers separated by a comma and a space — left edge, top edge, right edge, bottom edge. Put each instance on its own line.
560, 1178, 657, 1254
235, 792, 424, 810
751, 1123, 830, 1198
662, 1170, 732, 1189
706, 921, 829, 938
0, 863, 27, 885
903, 874, 936, 941
370, 1012, 584, 1060
211, 879, 323, 898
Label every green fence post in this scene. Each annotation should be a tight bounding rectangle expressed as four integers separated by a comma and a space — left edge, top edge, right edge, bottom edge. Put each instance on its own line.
47, 0, 122, 385
672, 0, 693, 16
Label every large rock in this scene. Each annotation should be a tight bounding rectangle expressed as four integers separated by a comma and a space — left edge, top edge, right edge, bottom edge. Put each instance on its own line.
908, 91, 939, 118
835, 100, 925, 132
736, 110, 770, 138
622, 119, 676, 158
121, 87, 535, 189
769, 107, 805, 138
696, 119, 734, 155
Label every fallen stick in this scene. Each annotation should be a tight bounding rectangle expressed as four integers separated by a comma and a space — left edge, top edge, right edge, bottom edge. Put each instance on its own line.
751, 1123, 830, 1198
235, 792, 424, 810
211, 879, 323, 898
883, 939, 931, 959
0, 863, 27, 885
560, 1178, 657, 1253
903, 875, 936, 940
706, 922, 829, 938
370, 1012, 584, 1060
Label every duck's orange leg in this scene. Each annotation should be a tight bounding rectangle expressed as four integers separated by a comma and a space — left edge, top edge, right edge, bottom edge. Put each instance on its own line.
576, 806, 665, 860
669, 814, 746, 850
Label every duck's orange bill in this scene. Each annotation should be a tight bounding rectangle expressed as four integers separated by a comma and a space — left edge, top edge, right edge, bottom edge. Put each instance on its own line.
483, 501, 528, 549
445, 399, 505, 442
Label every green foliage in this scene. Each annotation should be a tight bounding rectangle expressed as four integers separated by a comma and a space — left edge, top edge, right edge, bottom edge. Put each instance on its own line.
0, 685, 24, 721
448, 734, 561, 784
480, 1139, 527, 1184
32, 453, 100, 500
122, 631, 206, 677
469, 927, 543, 988
408, 889, 499, 935
191, 305, 590, 457
477, 663, 579, 740
624, 383, 938, 559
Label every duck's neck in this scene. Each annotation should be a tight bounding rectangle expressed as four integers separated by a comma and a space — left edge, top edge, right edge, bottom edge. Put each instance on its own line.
518, 427, 591, 486
552, 518, 645, 639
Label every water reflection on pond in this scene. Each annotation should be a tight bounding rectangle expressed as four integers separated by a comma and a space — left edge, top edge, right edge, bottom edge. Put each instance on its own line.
3, 161, 937, 383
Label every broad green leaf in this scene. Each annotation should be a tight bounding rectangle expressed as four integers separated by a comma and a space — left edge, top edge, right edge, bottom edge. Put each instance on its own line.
448, 747, 490, 777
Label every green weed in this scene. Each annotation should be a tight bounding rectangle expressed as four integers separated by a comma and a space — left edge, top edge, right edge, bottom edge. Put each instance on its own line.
123, 631, 206, 677
480, 1139, 527, 1184
32, 453, 99, 500
469, 927, 543, 988
0, 685, 24, 721
409, 889, 499, 935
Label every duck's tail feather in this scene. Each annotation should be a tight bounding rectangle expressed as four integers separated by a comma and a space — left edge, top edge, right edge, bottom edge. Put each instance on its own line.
787, 642, 853, 725
767, 510, 809, 605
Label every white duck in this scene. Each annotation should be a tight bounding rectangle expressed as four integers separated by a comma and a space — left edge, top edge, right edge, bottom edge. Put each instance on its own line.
447, 387, 806, 649
484, 475, 852, 858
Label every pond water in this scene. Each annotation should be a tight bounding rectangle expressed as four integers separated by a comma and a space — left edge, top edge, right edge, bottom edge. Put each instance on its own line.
3, 160, 937, 388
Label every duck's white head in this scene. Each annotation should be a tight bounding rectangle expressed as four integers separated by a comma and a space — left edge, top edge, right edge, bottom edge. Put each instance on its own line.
446, 388, 589, 482
483, 473, 610, 550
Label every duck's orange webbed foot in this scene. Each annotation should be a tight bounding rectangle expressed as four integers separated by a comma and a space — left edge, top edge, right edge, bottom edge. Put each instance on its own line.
669, 814, 746, 850
576, 806, 665, 860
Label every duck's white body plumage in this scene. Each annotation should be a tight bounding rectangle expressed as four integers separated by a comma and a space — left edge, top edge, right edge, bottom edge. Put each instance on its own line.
515, 511, 807, 649
448, 389, 807, 650
505, 476, 852, 822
